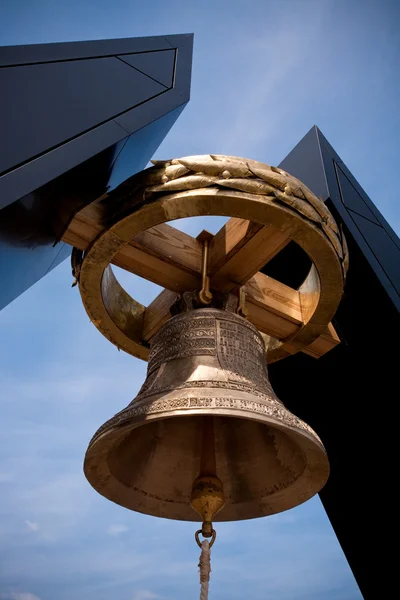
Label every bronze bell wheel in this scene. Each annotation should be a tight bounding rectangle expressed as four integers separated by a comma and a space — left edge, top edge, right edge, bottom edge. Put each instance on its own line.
71, 154, 348, 365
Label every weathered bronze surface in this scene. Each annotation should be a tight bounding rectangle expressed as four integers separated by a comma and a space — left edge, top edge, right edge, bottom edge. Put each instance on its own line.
84, 308, 329, 522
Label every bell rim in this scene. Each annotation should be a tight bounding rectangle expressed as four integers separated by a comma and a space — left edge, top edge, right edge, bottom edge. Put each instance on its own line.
84, 406, 330, 523
87, 396, 325, 450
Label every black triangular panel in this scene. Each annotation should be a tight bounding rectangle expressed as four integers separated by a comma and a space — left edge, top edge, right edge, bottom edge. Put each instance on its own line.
348, 210, 400, 294
279, 126, 329, 200
0, 33, 193, 310
0, 58, 166, 175
336, 164, 380, 224
118, 50, 175, 88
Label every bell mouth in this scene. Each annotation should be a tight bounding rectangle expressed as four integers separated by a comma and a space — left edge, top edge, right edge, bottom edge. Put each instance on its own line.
84, 411, 329, 522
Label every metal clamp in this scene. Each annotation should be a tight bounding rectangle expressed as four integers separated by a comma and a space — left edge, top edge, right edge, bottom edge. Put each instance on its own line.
71, 247, 84, 287
195, 528, 216, 549
197, 230, 213, 305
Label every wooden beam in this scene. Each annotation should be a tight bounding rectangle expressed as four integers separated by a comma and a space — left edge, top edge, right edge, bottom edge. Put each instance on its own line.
142, 283, 340, 358
63, 208, 290, 295
208, 219, 264, 275
142, 290, 180, 342
142, 282, 302, 346
142, 272, 302, 344
243, 272, 302, 326
62, 202, 339, 358
131, 224, 202, 276
113, 243, 200, 292
209, 219, 290, 292
301, 323, 340, 358
62, 205, 202, 292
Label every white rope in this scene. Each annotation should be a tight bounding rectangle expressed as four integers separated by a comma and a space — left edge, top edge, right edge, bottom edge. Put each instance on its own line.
199, 539, 211, 600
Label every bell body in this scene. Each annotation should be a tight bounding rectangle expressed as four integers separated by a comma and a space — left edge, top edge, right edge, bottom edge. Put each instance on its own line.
84, 308, 329, 521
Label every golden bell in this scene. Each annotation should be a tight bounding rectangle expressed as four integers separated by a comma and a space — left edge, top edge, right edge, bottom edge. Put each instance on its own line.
84, 308, 329, 522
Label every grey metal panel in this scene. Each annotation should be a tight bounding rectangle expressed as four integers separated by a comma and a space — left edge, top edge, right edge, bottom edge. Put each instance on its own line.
278, 125, 329, 200
347, 209, 400, 295
0, 35, 175, 66
317, 128, 399, 246
107, 105, 185, 191
0, 57, 166, 175
118, 50, 175, 88
329, 194, 400, 311
0, 107, 185, 312
0, 33, 193, 311
163, 33, 193, 49
45, 242, 71, 275
0, 34, 193, 212
0, 119, 128, 211
270, 126, 400, 600
315, 128, 400, 311
115, 35, 193, 133
336, 165, 380, 224
0, 193, 70, 310
279, 126, 400, 311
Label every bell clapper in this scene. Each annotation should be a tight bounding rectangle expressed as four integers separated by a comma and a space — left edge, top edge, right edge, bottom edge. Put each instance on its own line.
191, 417, 225, 599
191, 417, 225, 543
197, 231, 213, 305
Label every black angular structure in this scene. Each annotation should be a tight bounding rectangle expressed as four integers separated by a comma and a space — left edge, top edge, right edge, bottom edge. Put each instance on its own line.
267, 126, 400, 600
0, 34, 193, 310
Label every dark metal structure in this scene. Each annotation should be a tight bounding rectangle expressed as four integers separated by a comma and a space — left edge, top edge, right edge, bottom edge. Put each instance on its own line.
1, 35, 398, 600
268, 126, 400, 599
0, 34, 193, 309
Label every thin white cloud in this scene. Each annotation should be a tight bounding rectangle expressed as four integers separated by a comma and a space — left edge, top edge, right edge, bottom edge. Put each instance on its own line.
24, 521, 39, 532
107, 524, 129, 536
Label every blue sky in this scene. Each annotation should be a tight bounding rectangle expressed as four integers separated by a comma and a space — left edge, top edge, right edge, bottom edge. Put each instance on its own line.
1, 0, 399, 599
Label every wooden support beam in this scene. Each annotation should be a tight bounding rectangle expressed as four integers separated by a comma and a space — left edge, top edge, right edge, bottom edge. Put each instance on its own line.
141, 281, 302, 346
131, 224, 202, 276
142, 290, 180, 342
62, 202, 340, 358
142, 271, 303, 344
243, 272, 303, 326
208, 219, 264, 275
301, 323, 340, 358
63, 208, 289, 295
142, 282, 339, 358
62, 205, 202, 292
209, 219, 290, 292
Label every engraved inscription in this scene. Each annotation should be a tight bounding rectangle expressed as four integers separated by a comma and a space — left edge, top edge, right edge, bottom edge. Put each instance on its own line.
135, 379, 283, 406
217, 319, 272, 394
149, 342, 216, 374
89, 309, 324, 450
90, 395, 322, 446
148, 315, 218, 374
